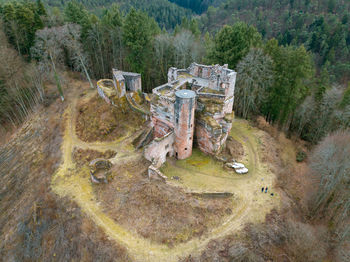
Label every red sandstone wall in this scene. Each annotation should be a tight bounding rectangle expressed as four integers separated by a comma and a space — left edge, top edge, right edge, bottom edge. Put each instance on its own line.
195, 124, 215, 154
152, 117, 172, 138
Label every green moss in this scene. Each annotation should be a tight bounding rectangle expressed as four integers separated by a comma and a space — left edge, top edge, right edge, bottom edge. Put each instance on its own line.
224, 112, 235, 122
151, 94, 160, 104
161, 148, 232, 180
198, 97, 224, 105
201, 87, 224, 94
199, 114, 221, 129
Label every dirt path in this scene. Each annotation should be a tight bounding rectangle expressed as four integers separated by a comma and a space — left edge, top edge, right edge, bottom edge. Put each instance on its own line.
52, 90, 280, 261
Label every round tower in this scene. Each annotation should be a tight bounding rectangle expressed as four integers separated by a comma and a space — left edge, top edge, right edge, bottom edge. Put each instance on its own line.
174, 89, 196, 159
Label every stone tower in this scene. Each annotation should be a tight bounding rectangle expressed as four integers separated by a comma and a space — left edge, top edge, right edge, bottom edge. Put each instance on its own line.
174, 90, 196, 159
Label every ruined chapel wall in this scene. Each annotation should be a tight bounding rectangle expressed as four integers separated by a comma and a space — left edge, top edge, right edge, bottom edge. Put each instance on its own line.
223, 72, 236, 114
97, 84, 111, 104
150, 98, 174, 133
224, 72, 236, 99
168, 67, 177, 83
188, 63, 213, 79
112, 70, 126, 97
144, 132, 174, 166
124, 74, 142, 93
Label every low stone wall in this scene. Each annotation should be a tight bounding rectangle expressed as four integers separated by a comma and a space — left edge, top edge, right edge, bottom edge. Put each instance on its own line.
153, 83, 173, 96
133, 126, 154, 149
148, 165, 167, 181
197, 92, 225, 100
188, 191, 233, 198
97, 79, 116, 104
89, 158, 112, 184
125, 93, 150, 115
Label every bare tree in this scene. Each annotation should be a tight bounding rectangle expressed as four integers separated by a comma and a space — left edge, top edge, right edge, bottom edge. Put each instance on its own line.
173, 30, 202, 68
31, 27, 66, 101
0, 23, 44, 126
63, 24, 94, 89
235, 48, 274, 119
308, 130, 350, 233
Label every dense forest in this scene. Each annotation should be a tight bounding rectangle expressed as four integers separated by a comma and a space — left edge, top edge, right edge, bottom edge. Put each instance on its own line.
199, 0, 350, 83
0, 0, 349, 261
168, 0, 226, 13
41, 0, 193, 29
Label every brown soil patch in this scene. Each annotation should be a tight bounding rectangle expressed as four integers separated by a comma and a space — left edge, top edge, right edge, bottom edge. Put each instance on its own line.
181, 210, 329, 262
254, 117, 312, 211
73, 148, 116, 167
222, 135, 244, 161
93, 156, 233, 246
75, 94, 144, 142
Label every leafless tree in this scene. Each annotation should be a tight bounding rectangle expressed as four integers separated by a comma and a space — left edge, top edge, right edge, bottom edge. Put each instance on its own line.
308, 130, 350, 238
235, 48, 274, 119
31, 26, 66, 101
173, 30, 203, 68
0, 24, 44, 127
63, 24, 94, 89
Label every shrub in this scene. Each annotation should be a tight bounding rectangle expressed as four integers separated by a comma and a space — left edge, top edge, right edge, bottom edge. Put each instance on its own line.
296, 150, 307, 162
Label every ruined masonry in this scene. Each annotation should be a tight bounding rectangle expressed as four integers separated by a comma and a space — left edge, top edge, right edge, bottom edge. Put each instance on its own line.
145, 63, 236, 166
97, 62, 237, 175
97, 69, 142, 104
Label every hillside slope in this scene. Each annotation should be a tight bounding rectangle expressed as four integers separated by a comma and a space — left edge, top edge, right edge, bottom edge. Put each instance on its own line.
0, 80, 131, 261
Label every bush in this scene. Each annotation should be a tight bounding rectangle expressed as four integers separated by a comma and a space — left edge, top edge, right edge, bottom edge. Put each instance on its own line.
296, 150, 307, 162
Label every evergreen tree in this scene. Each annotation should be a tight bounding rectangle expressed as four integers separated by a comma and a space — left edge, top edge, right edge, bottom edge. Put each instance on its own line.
1, 1, 45, 57
208, 22, 262, 68
123, 8, 159, 76
264, 39, 314, 128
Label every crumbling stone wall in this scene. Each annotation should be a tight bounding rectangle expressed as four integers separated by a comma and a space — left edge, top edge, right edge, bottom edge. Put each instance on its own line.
148, 164, 167, 181
112, 69, 142, 97
123, 72, 142, 93
112, 70, 126, 98
150, 88, 175, 137
167, 67, 177, 83
144, 131, 175, 166
97, 79, 117, 104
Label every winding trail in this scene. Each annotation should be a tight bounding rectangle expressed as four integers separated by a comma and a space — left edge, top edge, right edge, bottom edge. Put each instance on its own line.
52, 90, 280, 261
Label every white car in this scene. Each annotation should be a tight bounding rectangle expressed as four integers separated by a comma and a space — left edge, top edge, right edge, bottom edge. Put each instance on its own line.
231, 162, 245, 169
235, 167, 249, 174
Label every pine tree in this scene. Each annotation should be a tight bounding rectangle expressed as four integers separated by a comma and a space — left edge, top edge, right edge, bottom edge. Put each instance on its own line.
208, 22, 262, 68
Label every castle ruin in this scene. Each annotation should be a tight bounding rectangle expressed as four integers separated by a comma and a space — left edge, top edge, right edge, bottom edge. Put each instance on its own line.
97, 62, 237, 171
